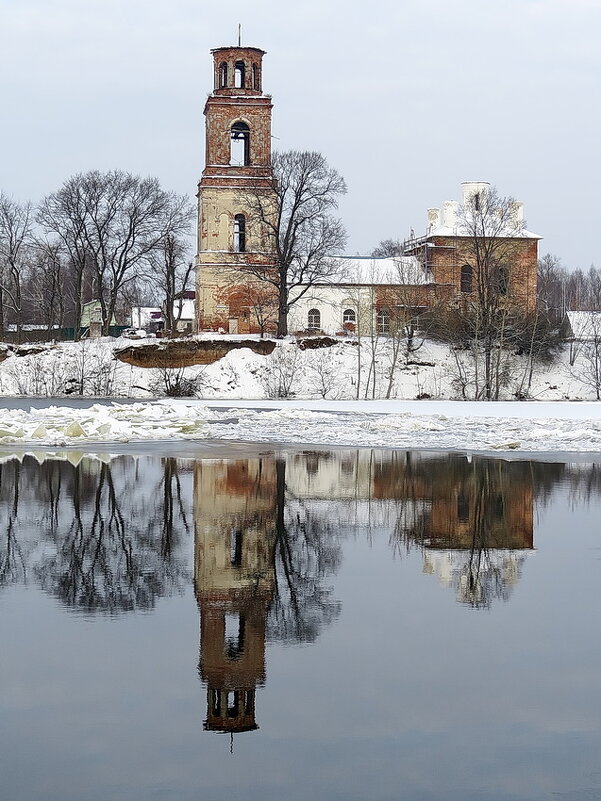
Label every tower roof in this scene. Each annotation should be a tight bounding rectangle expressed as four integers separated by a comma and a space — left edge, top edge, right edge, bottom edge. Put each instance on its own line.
211, 46, 266, 56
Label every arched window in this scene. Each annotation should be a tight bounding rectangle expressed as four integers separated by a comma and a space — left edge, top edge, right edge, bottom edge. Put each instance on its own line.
252, 63, 259, 90
234, 60, 245, 88
460, 264, 473, 293
376, 308, 390, 335
230, 121, 250, 166
498, 266, 509, 296
307, 308, 321, 330
233, 214, 246, 252
342, 308, 356, 325
219, 62, 228, 88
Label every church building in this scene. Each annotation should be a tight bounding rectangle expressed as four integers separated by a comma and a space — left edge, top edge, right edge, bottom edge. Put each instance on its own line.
195, 44, 540, 336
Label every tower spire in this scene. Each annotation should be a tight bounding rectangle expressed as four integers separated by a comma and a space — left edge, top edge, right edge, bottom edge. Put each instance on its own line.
238, 23, 241, 46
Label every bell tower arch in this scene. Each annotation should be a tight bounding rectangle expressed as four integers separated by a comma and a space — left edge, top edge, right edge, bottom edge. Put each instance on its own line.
195, 45, 277, 333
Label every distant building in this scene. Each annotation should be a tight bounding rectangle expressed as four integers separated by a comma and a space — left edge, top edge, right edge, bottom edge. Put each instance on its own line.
130, 293, 195, 334
566, 311, 601, 341
80, 300, 117, 329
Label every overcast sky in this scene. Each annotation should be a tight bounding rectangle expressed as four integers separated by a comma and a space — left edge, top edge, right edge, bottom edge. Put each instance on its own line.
0, 0, 599, 269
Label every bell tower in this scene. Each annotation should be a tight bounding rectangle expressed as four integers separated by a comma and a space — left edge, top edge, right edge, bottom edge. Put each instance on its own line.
195, 45, 277, 334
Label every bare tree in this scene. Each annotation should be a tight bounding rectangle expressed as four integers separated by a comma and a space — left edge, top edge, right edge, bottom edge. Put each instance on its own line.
217, 273, 278, 337
0, 192, 34, 342
39, 171, 192, 336
241, 150, 347, 336
141, 198, 195, 334
25, 239, 66, 336
571, 314, 601, 399
370, 238, 403, 257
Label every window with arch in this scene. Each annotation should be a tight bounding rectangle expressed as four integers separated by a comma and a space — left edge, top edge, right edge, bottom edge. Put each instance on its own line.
376, 307, 390, 335
497, 266, 509, 296
460, 264, 473, 293
252, 63, 259, 90
307, 308, 321, 330
219, 61, 228, 88
234, 60, 245, 88
230, 121, 250, 166
342, 308, 356, 325
233, 214, 246, 252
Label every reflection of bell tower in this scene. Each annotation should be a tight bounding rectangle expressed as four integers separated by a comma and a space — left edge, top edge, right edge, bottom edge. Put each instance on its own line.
194, 458, 276, 734
195, 44, 276, 334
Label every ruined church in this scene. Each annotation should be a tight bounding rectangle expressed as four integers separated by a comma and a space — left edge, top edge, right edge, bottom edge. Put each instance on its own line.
195, 44, 540, 336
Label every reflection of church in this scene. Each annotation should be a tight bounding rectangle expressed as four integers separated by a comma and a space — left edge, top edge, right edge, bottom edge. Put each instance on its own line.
194, 459, 276, 733
193, 450, 538, 735
285, 450, 535, 606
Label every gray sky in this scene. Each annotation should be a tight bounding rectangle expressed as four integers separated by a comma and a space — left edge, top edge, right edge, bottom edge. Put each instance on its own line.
1, 0, 599, 269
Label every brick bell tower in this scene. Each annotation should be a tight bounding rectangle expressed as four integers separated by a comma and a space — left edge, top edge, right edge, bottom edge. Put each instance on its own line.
195, 44, 276, 334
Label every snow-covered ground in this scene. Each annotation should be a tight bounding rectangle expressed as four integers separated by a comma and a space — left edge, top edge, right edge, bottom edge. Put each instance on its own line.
0, 334, 601, 454
0, 333, 597, 402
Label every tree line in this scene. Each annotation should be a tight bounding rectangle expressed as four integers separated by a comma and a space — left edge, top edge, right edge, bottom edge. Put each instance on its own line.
0, 171, 194, 342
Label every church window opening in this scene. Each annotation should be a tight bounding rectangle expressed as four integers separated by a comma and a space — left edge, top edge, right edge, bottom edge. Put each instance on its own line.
474, 191, 480, 212
230, 121, 250, 166
342, 308, 356, 325
252, 63, 259, 90
307, 308, 321, 330
460, 264, 473, 293
234, 60, 245, 88
233, 214, 246, 252
376, 307, 390, 335
219, 62, 228, 88
457, 492, 469, 522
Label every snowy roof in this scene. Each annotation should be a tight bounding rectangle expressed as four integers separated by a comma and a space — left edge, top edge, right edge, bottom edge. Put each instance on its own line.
311, 256, 431, 287
427, 222, 542, 240
566, 311, 601, 340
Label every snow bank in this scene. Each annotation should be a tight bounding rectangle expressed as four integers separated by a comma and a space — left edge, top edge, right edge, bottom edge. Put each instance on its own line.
0, 333, 599, 404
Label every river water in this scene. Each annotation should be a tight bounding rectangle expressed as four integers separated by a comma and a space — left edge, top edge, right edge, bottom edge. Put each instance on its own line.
1, 447, 600, 801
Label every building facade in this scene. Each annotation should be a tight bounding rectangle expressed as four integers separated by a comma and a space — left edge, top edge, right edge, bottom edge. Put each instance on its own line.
195, 45, 277, 335
195, 45, 540, 336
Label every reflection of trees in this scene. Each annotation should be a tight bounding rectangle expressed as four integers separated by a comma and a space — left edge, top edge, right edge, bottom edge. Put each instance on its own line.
35, 458, 191, 613
0, 460, 26, 588
268, 458, 342, 643
0, 454, 191, 612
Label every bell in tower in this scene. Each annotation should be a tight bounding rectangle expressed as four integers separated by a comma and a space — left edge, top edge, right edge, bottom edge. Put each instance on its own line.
195, 44, 278, 335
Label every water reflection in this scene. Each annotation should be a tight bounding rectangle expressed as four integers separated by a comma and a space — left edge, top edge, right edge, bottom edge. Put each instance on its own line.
194, 457, 342, 733
0, 447, 595, 740
0, 454, 191, 611
2, 447, 601, 799
386, 455, 536, 608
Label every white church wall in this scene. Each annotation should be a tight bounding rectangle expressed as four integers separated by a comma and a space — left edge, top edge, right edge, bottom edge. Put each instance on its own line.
288, 285, 376, 335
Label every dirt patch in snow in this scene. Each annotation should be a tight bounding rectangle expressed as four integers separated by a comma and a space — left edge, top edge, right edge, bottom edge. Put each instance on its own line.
114, 338, 276, 368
